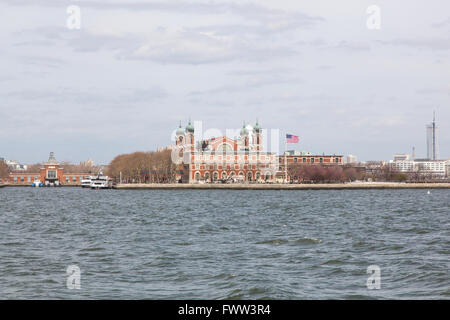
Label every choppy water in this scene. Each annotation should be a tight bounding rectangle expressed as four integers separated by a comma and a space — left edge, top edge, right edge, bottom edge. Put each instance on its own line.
0, 187, 448, 299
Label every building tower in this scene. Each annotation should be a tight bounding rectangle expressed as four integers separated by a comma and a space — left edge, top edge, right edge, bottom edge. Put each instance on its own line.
175, 121, 185, 146
240, 122, 249, 150
426, 112, 438, 160
253, 120, 262, 152
185, 119, 195, 152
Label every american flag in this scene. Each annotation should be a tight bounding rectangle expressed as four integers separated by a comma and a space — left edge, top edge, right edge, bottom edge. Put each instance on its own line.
286, 134, 299, 143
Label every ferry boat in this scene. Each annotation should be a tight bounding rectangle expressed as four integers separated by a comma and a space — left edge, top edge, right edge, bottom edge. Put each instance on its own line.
32, 179, 43, 187
90, 174, 112, 189
81, 176, 93, 188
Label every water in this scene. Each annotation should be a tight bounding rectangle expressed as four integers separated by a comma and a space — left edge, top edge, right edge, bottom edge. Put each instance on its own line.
0, 187, 448, 299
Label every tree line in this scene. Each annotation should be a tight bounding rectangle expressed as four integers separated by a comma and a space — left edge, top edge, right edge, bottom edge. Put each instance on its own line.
107, 150, 176, 183
287, 164, 363, 183
0, 161, 9, 178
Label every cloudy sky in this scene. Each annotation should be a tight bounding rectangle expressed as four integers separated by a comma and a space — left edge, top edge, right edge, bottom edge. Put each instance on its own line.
0, 0, 449, 164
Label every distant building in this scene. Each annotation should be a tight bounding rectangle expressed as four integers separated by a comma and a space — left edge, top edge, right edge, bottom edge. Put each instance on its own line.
80, 158, 94, 167
363, 161, 387, 175
174, 120, 278, 183
390, 154, 447, 179
346, 154, 357, 164
5, 152, 90, 185
393, 154, 410, 162
278, 153, 344, 182
284, 150, 312, 156
5, 160, 27, 171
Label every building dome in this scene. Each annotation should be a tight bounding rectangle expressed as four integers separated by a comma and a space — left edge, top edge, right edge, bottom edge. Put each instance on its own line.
185, 120, 194, 133
254, 120, 261, 132
176, 122, 185, 136
240, 123, 249, 136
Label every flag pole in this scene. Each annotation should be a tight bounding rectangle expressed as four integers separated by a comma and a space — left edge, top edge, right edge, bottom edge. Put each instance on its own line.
284, 138, 288, 184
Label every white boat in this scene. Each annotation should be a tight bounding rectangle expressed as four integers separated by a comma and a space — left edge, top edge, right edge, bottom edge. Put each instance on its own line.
81, 176, 92, 188
90, 175, 112, 189
32, 179, 43, 187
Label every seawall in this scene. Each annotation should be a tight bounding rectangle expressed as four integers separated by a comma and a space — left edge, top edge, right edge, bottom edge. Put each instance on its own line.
114, 183, 450, 190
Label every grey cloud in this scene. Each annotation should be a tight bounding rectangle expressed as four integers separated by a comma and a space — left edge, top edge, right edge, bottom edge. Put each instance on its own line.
332, 41, 371, 52
4, 0, 323, 28
380, 38, 450, 51
189, 76, 302, 96
432, 17, 450, 28
4, 86, 167, 105
16, 55, 67, 68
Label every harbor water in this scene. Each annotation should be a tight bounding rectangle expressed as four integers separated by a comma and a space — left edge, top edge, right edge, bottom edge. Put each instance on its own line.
0, 187, 448, 299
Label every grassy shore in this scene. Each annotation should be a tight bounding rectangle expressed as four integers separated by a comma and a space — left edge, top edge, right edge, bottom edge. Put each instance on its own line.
115, 182, 450, 190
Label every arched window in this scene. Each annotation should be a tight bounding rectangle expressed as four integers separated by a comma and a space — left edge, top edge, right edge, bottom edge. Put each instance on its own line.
205, 172, 210, 181
218, 143, 232, 152
195, 172, 200, 181
247, 172, 252, 181
319, 158, 323, 163
311, 158, 315, 164
256, 172, 261, 180
294, 157, 298, 162
213, 172, 218, 181
303, 158, 307, 163
335, 157, 340, 163
265, 172, 271, 181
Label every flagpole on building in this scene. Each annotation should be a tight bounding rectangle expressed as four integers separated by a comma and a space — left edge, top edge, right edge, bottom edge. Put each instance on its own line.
284, 139, 288, 184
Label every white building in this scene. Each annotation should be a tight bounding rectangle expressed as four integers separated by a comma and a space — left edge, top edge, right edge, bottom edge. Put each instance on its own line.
390, 155, 447, 178
346, 154, 357, 164
393, 154, 410, 161
6, 160, 27, 171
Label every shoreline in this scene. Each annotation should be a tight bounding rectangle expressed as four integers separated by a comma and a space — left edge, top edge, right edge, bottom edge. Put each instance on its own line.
114, 183, 450, 190
1, 183, 449, 190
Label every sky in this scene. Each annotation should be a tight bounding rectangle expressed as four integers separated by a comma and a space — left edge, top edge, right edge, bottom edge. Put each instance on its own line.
0, 0, 449, 164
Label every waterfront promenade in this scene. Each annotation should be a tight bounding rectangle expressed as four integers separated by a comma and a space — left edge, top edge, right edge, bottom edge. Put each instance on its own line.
115, 182, 450, 190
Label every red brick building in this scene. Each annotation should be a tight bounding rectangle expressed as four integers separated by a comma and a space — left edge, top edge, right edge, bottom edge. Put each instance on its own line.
4, 152, 89, 186
277, 153, 344, 182
174, 121, 278, 183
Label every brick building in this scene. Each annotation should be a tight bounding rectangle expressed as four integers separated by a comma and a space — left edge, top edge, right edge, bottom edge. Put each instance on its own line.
174, 121, 278, 183
4, 152, 89, 186
277, 152, 344, 182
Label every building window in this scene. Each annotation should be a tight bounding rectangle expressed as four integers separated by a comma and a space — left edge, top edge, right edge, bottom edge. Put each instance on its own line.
47, 170, 57, 179
20, 176, 24, 182
303, 158, 307, 163
14, 176, 17, 182
320, 158, 323, 163
27, 176, 31, 182
66, 176, 69, 182
73, 176, 77, 182
311, 158, 315, 164
294, 158, 298, 163
335, 158, 339, 163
